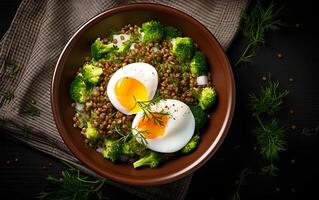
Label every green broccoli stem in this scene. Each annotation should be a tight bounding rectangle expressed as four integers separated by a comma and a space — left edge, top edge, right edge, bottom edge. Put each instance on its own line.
133, 152, 161, 168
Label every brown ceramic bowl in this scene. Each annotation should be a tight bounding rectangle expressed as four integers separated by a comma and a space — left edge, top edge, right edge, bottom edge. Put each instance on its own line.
51, 3, 235, 185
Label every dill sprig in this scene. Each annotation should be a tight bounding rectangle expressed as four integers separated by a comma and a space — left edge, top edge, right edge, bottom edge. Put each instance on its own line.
254, 119, 286, 162
10, 64, 20, 76
24, 103, 41, 117
131, 95, 169, 126
114, 123, 149, 146
249, 76, 288, 175
301, 125, 319, 136
231, 168, 251, 200
112, 123, 124, 136
170, 76, 179, 87
131, 128, 149, 146
236, 1, 283, 66
261, 163, 279, 176
2, 90, 14, 101
249, 76, 289, 116
37, 167, 107, 200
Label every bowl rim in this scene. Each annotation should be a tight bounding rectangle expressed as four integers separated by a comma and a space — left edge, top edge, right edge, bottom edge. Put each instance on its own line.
51, 2, 236, 185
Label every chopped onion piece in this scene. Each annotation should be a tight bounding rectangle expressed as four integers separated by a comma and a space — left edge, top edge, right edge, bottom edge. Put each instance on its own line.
75, 103, 84, 111
197, 75, 208, 85
151, 47, 159, 52
96, 147, 105, 153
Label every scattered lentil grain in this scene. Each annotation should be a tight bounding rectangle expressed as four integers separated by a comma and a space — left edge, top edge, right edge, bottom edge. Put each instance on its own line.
277, 52, 283, 59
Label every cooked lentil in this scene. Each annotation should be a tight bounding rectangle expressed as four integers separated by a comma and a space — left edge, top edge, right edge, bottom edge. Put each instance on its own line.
71, 23, 213, 165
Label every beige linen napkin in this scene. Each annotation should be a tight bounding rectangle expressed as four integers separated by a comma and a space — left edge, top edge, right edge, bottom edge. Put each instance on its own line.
0, 0, 248, 199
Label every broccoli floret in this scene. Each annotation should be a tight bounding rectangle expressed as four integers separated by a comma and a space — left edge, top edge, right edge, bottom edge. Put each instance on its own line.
70, 75, 89, 103
172, 37, 195, 61
116, 39, 133, 55
190, 51, 207, 76
82, 63, 103, 85
122, 136, 146, 157
141, 21, 163, 43
163, 26, 182, 40
180, 134, 200, 154
178, 62, 190, 72
198, 87, 217, 110
102, 139, 122, 162
133, 151, 162, 168
91, 38, 115, 60
190, 106, 208, 130
84, 121, 100, 142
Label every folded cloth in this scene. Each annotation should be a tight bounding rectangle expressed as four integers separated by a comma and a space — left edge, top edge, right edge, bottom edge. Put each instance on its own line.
0, 0, 248, 199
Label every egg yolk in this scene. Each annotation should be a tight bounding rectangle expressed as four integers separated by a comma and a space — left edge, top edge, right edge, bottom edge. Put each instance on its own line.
137, 114, 169, 139
114, 77, 148, 113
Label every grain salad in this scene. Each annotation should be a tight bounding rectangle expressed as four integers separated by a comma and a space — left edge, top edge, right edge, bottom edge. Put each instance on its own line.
70, 21, 217, 168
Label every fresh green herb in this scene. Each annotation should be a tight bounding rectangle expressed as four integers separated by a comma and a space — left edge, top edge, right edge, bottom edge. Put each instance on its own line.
24, 104, 40, 117
109, 112, 116, 119
37, 167, 106, 200
118, 128, 149, 146
301, 125, 319, 136
10, 63, 20, 76
171, 76, 179, 87
113, 122, 148, 146
167, 64, 173, 72
249, 76, 289, 115
139, 107, 168, 127
111, 123, 123, 136
249, 76, 288, 175
112, 124, 133, 143
158, 64, 165, 72
254, 119, 286, 163
261, 163, 279, 176
2, 90, 14, 101
236, 1, 283, 66
231, 168, 251, 200
131, 128, 149, 146
131, 95, 169, 126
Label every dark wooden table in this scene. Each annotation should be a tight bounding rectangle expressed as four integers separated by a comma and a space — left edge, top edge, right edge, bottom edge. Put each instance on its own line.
1, 0, 318, 199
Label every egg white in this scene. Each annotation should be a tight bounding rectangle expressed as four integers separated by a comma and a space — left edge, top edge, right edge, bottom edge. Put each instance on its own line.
106, 62, 158, 115
132, 99, 195, 153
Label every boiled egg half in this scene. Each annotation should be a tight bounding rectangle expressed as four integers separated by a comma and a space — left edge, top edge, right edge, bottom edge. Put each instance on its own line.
107, 63, 158, 115
132, 99, 195, 153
